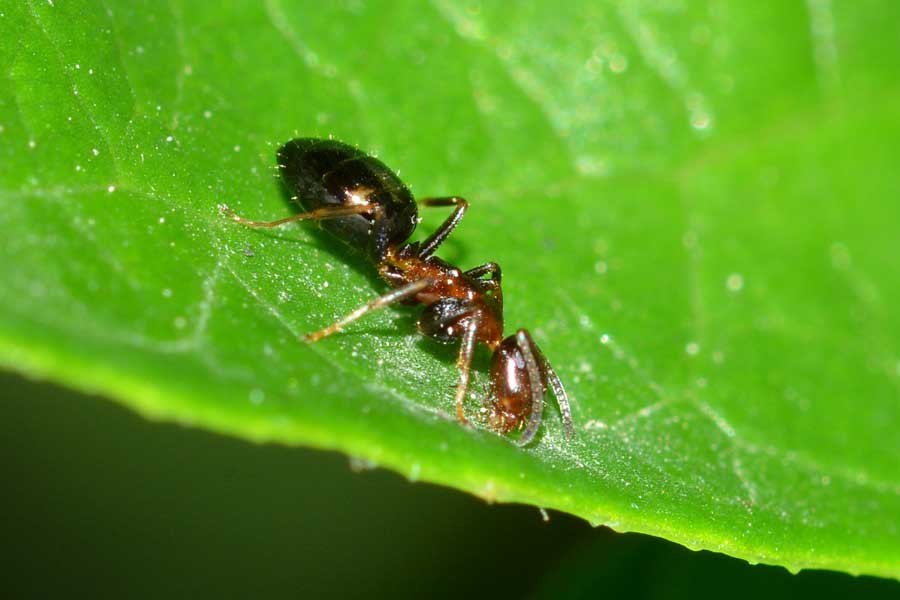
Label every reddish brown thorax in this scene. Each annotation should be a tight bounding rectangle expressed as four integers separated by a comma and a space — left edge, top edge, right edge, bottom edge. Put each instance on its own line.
379, 251, 503, 348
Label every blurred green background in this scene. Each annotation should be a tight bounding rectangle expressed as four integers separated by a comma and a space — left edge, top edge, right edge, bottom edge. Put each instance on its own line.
3, 371, 898, 598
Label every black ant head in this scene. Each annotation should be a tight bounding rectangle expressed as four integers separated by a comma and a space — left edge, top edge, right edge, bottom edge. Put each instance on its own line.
416, 298, 474, 344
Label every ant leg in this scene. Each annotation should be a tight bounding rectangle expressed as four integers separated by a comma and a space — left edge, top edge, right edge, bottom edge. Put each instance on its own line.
416, 197, 469, 258
465, 262, 501, 282
521, 330, 574, 439
465, 262, 502, 306
303, 278, 432, 342
220, 203, 375, 228
453, 313, 481, 425
515, 329, 546, 446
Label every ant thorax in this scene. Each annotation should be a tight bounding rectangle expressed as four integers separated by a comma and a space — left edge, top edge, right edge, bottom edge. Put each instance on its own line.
378, 251, 504, 348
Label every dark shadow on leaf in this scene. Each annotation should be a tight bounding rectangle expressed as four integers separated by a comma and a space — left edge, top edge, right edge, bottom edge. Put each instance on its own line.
415, 336, 493, 378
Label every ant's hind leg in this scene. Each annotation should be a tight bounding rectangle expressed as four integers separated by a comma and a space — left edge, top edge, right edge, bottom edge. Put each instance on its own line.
417, 197, 469, 258
220, 203, 375, 229
303, 279, 432, 342
453, 314, 481, 425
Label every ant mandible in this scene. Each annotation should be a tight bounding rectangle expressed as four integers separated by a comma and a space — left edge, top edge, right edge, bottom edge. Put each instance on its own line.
223, 138, 573, 446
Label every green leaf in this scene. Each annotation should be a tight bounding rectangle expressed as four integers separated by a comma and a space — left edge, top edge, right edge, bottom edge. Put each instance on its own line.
2, 0, 899, 578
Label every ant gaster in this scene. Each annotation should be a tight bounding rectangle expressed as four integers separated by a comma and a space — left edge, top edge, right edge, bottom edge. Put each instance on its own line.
224, 138, 573, 445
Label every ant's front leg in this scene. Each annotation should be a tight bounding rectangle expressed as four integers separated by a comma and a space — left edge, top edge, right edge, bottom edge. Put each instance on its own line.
416, 197, 469, 258
453, 313, 481, 425
465, 261, 501, 282
465, 262, 502, 306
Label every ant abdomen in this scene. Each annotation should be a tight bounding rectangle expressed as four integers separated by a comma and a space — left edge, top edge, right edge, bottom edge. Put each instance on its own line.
277, 138, 418, 261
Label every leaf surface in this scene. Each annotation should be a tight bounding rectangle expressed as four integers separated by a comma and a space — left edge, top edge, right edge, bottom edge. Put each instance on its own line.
2, 0, 899, 577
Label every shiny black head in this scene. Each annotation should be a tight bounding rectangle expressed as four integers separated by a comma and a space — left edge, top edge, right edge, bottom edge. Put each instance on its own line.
276, 138, 418, 261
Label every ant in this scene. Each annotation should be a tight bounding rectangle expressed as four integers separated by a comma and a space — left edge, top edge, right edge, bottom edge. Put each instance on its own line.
223, 138, 573, 445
